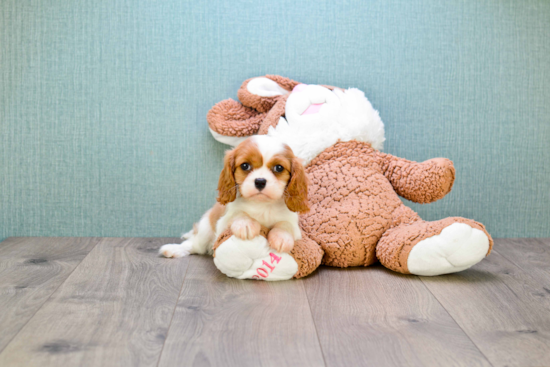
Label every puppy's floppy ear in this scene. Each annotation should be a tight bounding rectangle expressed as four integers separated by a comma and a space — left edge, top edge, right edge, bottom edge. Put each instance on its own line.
217, 149, 237, 205
285, 157, 310, 213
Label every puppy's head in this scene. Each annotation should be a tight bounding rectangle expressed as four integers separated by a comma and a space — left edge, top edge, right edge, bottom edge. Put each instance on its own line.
217, 136, 309, 213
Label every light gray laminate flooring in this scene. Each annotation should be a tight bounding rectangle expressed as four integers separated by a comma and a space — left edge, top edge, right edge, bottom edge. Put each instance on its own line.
0, 237, 548, 367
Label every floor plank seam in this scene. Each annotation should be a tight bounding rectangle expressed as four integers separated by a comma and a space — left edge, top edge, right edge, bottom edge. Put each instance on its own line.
302, 280, 329, 367
418, 276, 495, 367
155, 255, 192, 367
0, 237, 103, 356
492, 247, 548, 288
491, 247, 550, 312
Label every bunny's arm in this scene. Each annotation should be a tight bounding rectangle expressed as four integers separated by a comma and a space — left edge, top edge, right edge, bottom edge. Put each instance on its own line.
376, 152, 456, 204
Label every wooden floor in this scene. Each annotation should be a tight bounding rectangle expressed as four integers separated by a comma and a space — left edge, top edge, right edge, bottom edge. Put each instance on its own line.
0, 238, 549, 367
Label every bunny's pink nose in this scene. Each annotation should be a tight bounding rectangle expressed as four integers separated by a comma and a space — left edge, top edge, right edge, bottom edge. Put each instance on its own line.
293, 84, 308, 92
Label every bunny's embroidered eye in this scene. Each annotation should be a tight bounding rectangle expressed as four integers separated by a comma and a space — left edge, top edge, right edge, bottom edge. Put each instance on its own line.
273, 165, 284, 173
240, 163, 251, 171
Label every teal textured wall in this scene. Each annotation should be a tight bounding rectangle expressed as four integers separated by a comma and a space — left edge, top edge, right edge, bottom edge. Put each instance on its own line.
1, 0, 549, 241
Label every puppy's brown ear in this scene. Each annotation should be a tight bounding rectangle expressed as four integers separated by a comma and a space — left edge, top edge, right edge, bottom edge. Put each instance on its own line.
217, 149, 237, 205
285, 158, 310, 213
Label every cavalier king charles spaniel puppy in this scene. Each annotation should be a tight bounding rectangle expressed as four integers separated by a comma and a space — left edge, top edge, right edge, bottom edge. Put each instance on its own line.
159, 135, 309, 258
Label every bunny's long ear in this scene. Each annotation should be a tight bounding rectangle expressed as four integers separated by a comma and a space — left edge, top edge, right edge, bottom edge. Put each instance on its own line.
238, 75, 300, 112
207, 99, 266, 146
207, 75, 301, 146
257, 95, 288, 135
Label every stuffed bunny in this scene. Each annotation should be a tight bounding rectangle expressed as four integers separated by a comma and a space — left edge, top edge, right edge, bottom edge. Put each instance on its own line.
207, 75, 492, 280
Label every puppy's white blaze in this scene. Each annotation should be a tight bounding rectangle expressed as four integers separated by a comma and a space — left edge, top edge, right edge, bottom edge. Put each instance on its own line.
238, 135, 288, 200
250, 135, 286, 162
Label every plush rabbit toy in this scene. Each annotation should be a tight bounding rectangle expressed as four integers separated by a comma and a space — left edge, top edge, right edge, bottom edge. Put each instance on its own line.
207, 75, 492, 281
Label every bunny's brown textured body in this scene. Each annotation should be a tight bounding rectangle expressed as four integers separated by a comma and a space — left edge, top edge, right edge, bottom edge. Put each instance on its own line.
205, 75, 493, 280
301, 140, 491, 273
302, 141, 412, 268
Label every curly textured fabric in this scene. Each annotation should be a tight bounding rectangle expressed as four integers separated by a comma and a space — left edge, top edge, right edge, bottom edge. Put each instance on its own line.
238, 79, 281, 113
301, 140, 406, 267
299, 140, 476, 269
213, 139, 493, 275
208, 75, 494, 279
376, 217, 494, 274
290, 233, 324, 278
377, 153, 456, 204
207, 99, 266, 137
208, 75, 299, 137
390, 204, 421, 228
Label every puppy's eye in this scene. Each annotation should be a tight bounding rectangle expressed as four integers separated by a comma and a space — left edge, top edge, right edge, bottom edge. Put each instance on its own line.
240, 163, 251, 171
273, 165, 284, 173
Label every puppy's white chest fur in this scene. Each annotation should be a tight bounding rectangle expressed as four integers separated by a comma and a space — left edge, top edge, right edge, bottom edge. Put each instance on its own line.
216, 198, 301, 240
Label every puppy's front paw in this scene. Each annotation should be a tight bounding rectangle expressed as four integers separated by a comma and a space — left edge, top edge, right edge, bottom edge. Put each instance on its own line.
268, 228, 294, 253
231, 218, 261, 240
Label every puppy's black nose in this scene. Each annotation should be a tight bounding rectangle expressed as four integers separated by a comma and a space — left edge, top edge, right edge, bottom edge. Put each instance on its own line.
254, 178, 267, 190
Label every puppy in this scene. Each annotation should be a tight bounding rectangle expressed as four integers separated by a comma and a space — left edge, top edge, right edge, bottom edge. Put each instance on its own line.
159, 135, 309, 259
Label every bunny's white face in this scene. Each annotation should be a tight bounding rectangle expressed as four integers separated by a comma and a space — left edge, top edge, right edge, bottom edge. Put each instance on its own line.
271, 85, 385, 164
211, 76, 386, 164
285, 84, 342, 126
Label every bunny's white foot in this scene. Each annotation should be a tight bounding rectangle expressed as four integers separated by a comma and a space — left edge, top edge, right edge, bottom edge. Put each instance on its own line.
214, 235, 297, 281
